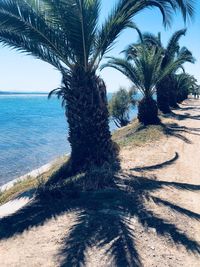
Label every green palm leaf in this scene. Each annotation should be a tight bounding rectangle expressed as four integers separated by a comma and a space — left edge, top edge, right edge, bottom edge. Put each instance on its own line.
0, 0, 195, 71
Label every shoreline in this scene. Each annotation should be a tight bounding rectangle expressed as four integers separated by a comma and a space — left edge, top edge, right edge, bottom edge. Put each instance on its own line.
0, 154, 69, 193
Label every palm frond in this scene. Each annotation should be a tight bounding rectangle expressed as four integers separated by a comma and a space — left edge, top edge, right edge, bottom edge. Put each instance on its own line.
39, 0, 101, 68
0, 0, 72, 67
158, 51, 194, 83
162, 28, 187, 65
0, 0, 195, 73
141, 32, 162, 47
0, 30, 65, 71
173, 0, 195, 21
177, 46, 195, 64
104, 46, 167, 97
103, 57, 143, 91
91, 0, 175, 68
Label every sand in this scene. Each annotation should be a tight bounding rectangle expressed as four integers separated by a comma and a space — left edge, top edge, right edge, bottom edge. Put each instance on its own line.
0, 99, 200, 267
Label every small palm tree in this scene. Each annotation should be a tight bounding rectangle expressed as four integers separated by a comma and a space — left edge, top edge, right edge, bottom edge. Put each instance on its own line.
132, 29, 195, 113
105, 45, 192, 125
0, 0, 195, 174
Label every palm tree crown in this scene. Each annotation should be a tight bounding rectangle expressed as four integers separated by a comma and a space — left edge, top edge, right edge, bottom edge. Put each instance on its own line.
105, 44, 193, 98
104, 40, 195, 125
0, 0, 195, 74
126, 28, 195, 112
175, 73, 198, 102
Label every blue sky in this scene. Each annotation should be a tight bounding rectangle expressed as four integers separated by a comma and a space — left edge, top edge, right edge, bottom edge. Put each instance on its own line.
0, 1, 199, 92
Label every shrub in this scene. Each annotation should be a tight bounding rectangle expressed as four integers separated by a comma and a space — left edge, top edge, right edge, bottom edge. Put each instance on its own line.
108, 87, 137, 128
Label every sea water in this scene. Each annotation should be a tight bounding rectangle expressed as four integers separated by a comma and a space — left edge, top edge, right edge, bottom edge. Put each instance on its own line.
0, 94, 138, 185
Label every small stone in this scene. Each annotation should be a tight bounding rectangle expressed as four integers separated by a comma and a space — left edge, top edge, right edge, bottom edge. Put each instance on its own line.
151, 227, 156, 233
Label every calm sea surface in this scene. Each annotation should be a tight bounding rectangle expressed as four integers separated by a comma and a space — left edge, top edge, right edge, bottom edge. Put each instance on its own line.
0, 94, 138, 186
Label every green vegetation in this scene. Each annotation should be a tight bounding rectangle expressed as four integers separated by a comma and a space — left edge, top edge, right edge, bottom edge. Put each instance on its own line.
133, 29, 195, 113
0, 0, 196, 179
105, 43, 189, 125
175, 73, 198, 103
108, 87, 137, 128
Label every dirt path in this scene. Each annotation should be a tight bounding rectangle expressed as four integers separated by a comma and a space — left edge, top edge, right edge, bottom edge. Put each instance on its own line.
0, 99, 200, 267
121, 98, 200, 266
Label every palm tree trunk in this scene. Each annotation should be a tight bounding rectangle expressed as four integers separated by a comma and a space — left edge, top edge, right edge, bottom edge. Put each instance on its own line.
169, 90, 179, 108
63, 67, 117, 171
157, 77, 171, 114
168, 76, 179, 108
138, 96, 159, 125
177, 91, 188, 103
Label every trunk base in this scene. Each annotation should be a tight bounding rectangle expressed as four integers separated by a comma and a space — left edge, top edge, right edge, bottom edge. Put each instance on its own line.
157, 78, 171, 114
138, 97, 160, 125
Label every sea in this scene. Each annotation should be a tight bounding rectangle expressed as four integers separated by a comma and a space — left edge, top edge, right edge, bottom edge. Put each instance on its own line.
0, 93, 138, 186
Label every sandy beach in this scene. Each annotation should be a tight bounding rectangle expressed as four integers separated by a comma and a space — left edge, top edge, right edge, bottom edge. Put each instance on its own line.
0, 99, 200, 266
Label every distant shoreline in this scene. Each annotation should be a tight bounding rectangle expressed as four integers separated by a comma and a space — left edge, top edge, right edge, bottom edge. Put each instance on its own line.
0, 91, 48, 95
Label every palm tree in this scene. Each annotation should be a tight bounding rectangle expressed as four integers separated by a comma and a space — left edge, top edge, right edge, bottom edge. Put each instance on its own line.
132, 29, 195, 113
175, 73, 198, 103
168, 48, 195, 107
105, 44, 193, 125
0, 1, 195, 174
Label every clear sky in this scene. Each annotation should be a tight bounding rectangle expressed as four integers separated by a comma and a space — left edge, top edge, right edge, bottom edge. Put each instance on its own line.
0, 0, 199, 92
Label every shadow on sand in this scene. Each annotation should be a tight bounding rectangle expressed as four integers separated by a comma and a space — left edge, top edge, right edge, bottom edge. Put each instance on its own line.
169, 109, 200, 122
0, 164, 200, 266
131, 152, 179, 172
161, 121, 200, 144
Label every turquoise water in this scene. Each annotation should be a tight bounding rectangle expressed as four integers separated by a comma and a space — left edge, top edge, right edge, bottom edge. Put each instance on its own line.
0, 94, 138, 185
0, 95, 68, 185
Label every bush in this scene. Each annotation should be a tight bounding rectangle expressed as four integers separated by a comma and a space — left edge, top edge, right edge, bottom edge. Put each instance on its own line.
108, 87, 137, 128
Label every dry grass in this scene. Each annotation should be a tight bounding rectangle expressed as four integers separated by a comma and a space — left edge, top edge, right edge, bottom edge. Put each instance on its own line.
0, 156, 67, 205
0, 176, 37, 205
112, 119, 165, 147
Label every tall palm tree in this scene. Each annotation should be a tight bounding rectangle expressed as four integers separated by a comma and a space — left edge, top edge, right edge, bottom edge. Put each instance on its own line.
132, 29, 195, 113
0, 0, 195, 173
105, 45, 190, 125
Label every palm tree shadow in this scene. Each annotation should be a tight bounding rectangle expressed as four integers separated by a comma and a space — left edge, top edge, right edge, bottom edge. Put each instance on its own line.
162, 123, 198, 144
171, 112, 200, 121
57, 174, 200, 266
1, 170, 200, 266
179, 106, 200, 111
131, 152, 179, 172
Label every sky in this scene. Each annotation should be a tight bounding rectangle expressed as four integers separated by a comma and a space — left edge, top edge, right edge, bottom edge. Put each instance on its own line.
0, 0, 199, 93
